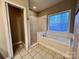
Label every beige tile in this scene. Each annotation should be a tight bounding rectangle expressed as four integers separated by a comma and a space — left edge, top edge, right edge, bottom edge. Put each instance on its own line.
39, 50, 47, 56
54, 54, 64, 59
28, 46, 37, 52
19, 48, 28, 56
41, 47, 49, 53
34, 54, 45, 59
14, 50, 20, 56
48, 50, 56, 56
28, 46, 39, 56
29, 49, 37, 56
44, 53, 54, 59
38, 45, 45, 49
23, 54, 33, 59
35, 47, 42, 52
38, 45, 48, 52
13, 44, 66, 59
13, 54, 22, 59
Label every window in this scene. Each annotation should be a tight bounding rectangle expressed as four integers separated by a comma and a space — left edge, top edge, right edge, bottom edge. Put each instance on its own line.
48, 11, 70, 32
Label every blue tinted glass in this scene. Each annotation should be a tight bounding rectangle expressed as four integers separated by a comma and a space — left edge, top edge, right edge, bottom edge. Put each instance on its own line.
48, 12, 69, 32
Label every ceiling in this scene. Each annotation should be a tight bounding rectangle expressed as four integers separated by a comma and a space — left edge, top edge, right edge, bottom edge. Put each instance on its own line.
29, 0, 63, 12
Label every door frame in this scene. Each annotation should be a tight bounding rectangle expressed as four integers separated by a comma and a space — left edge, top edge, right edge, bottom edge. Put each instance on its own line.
2, 0, 29, 58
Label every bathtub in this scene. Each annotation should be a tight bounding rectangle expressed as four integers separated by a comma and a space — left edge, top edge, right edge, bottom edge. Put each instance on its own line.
37, 32, 73, 46
37, 32, 73, 58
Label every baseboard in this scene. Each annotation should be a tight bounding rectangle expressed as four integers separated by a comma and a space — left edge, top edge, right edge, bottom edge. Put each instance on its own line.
30, 42, 38, 48
13, 41, 22, 46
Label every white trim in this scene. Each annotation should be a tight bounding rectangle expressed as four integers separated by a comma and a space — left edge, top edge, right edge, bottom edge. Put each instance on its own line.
5, 0, 25, 9
48, 10, 71, 33
5, 3, 13, 58
23, 8, 29, 50
2, 0, 29, 59
1, 0, 13, 59
13, 41, 22, 46
30, 43, 38, 48
27, 19, 31, 48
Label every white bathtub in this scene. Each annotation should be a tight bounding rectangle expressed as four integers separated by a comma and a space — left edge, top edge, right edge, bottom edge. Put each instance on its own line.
37, 32, 73, 46
37, 32, 73, 58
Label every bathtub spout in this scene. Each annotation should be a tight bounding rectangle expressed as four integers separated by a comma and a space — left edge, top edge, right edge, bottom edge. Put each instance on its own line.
70, 39, 74, 48
42, 32, 47, 37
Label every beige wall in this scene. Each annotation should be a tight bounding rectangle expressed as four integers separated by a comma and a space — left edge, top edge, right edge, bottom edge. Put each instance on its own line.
37, 16, 47, 32
0, 0, 29, 58
29, 10, 48, 45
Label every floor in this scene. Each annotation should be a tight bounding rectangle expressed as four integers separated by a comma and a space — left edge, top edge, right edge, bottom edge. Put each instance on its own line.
13, 44, 67, 59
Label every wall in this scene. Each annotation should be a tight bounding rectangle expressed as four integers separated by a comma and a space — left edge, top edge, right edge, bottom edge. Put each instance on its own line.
38, 0, 77, 33
0, 0, 8, 58
29, 10, 48, 45
0, 0, 29, 58
29, 10, 38, 44
38, 16, 47, 32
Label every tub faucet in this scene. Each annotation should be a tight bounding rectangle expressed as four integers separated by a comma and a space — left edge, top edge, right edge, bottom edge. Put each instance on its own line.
43, 32, 47, 37
70, 39, 74, 48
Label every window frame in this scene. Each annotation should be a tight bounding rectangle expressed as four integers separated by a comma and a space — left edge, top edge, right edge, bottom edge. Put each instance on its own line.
48, 10, 71, 33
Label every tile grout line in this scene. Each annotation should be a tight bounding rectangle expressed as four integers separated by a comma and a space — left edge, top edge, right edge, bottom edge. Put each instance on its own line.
13, 44, 67, 59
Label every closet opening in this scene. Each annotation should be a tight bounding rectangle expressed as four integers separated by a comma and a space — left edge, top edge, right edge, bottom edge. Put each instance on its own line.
8, 4, 25, 55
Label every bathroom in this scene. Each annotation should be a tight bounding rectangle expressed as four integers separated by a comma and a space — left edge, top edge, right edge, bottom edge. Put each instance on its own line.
0, 0, 79, 59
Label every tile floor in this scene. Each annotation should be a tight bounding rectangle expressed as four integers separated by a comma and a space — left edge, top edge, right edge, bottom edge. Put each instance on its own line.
13, 44, 68, 59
